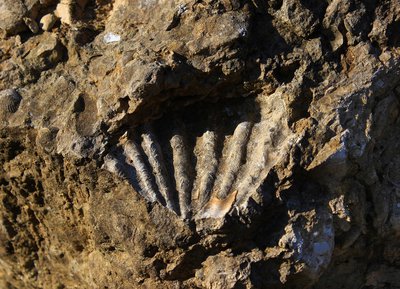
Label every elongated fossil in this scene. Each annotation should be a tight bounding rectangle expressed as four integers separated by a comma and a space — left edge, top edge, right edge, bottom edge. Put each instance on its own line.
103, 94, 293, 220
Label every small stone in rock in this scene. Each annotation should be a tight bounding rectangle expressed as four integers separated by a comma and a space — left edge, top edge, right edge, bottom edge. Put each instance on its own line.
40, 13, 58, 31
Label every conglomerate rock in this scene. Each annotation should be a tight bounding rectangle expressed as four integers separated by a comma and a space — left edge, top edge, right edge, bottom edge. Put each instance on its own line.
0, 0, 400, 288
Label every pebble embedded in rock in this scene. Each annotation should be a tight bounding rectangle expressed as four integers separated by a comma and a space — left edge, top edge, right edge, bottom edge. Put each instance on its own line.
54, 0, 88, 25
40, 13, 58, 31
55, 2, 73, 25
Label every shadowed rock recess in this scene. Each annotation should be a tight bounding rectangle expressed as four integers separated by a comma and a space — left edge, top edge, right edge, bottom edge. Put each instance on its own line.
0, 0, 400, 288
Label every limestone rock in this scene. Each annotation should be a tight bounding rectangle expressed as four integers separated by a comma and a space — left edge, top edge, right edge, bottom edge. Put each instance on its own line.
55, 0, 88, 25
25, 33, 65, 71
1, 1, 400, 289
54, 2, 73, 25
0, 0, 28, 35
0, 0, 40, 35
275, 0, 319, 38
39, 13, 58, 31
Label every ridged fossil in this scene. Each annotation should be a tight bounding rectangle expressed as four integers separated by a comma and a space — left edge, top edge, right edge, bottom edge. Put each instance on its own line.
0, 89, 22, 114
103, 94, 293, 220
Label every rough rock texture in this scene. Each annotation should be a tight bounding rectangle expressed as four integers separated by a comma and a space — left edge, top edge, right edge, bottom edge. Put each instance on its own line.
1, 0, 400, 288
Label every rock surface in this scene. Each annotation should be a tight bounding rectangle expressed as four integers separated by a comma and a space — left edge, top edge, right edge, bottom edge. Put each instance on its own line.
0, 0, 400, 288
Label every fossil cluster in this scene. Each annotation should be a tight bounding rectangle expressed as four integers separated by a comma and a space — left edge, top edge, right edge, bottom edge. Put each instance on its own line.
104, 94, 294, 221
1, 0, 400, 288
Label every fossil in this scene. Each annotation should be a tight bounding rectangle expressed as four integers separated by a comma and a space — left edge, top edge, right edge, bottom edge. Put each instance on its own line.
103, 93, 294, 220
0, 89, 22, 114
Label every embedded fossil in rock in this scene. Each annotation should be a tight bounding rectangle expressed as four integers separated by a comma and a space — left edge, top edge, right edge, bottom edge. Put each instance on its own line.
0, 89, 22, 114
103, 93, 294, 220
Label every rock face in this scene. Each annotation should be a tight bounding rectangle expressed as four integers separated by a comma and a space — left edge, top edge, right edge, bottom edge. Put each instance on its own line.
0, 0, 400, 288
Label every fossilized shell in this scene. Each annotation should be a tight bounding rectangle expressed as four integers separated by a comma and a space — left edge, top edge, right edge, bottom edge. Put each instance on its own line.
103, 93, 294, 220
0, 89, 22, 113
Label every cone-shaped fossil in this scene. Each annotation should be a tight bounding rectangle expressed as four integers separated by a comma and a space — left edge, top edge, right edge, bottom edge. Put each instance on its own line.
103, 94, 293, 220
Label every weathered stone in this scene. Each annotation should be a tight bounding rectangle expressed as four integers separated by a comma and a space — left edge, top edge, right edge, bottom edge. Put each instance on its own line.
1, 1, 400, 289
55, 0, 88, 25
0, 0, 28, 35
275, 0, 319, 38
23, 17, 39, 33
25, 33, 65, 71
54, 2, 73, 25
39, 13, 58, 31
0, 0, 40, 35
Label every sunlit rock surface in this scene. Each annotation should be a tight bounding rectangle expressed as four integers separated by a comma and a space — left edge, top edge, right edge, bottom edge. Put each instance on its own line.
1, 0, 400, 288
